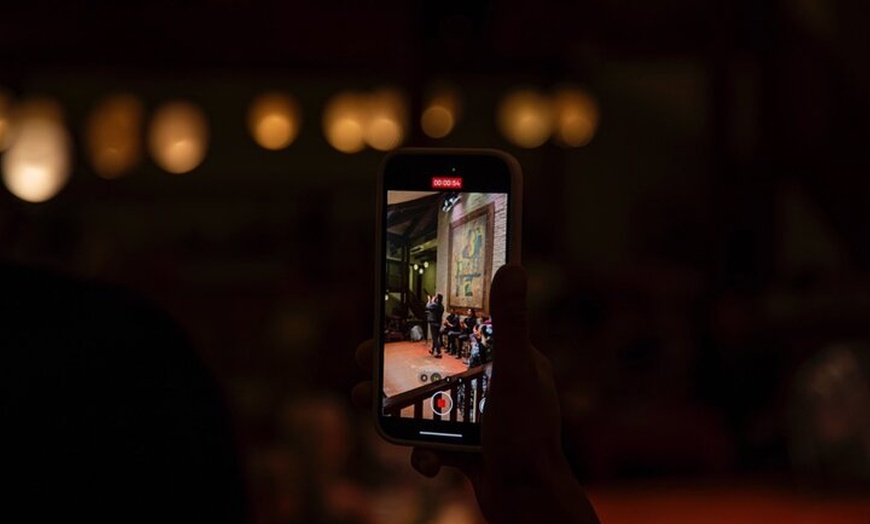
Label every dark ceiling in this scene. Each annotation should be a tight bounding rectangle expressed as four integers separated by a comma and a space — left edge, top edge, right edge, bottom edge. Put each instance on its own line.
2, 0, 869, 269
0, 0, 733, 75
386, 192, 439, 241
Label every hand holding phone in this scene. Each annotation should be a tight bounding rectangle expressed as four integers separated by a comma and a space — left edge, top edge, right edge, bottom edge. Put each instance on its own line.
357, 264, 602, 524
373, 148, 522, 450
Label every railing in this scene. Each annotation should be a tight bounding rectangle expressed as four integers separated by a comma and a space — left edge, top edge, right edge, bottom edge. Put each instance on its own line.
383, 364, 490, 422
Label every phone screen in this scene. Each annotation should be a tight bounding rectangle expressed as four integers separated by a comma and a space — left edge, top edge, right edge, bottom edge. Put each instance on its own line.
376, 150, 520, 448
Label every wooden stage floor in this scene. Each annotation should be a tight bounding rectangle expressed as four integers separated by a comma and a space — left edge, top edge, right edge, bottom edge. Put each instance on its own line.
383, 340, 468, 398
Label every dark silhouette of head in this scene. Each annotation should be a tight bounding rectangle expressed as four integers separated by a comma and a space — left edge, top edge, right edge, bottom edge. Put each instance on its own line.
0, 263, 247, 522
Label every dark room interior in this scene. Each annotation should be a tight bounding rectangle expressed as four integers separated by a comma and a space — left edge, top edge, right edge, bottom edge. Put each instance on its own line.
1, 1, 869, 522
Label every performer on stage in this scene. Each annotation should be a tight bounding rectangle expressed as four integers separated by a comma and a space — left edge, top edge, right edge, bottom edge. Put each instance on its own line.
425, 293, 445, 358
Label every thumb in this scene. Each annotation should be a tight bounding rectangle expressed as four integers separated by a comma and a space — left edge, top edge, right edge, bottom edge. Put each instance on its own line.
489, 264, 534, 380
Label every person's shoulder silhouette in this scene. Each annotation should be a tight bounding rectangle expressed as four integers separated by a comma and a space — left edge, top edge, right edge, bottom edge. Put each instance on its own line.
0, 263, 246, 522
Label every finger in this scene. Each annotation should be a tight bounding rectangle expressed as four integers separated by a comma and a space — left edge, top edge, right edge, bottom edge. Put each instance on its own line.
355, 339, 374, 372
490, 265, 530, 345
410, 448, 442, 477
351, 381, 372, 412
489, 265, 535, 378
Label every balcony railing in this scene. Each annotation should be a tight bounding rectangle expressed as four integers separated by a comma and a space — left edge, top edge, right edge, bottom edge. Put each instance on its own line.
383, 364, 490, 422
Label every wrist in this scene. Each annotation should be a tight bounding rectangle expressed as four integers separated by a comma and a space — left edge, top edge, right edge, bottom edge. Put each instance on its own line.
484, 456, 600, 524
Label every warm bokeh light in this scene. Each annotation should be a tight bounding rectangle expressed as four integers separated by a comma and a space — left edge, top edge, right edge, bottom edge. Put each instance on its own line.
0, 88, 13, 151
553, 87, 600, 147
497, 88, 553, 148
322, 91, 367, 153
323, 88, 408, 153
248, 92, 301, 150
421, 88, 460, 139
364, 88, 407, 151
1, 99, 71, 203
366, 116, 402, 151
421, 106, 453, 139
85, 94, 144, 179
148, 100, 209, 174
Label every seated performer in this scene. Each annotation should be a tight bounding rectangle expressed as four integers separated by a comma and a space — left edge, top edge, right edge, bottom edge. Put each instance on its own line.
442, 311, 463, 357
458, 308, 479, 361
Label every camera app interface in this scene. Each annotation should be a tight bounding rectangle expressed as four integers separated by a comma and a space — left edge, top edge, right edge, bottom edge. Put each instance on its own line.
381, 188, 508, 423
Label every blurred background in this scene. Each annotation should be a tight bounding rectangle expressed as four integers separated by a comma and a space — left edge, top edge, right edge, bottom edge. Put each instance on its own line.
2, 0, 870, 522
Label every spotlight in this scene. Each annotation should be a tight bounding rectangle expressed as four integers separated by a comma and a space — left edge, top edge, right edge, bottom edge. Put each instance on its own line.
441, 192, 461, 212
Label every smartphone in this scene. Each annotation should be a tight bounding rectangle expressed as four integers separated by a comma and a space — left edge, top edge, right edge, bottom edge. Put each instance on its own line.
373, 148, 522, 450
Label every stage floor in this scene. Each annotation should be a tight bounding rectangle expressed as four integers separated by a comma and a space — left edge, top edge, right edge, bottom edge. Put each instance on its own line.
383, 340, 467, 398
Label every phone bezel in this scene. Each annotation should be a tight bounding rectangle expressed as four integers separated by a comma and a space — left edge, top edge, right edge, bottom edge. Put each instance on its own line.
373, 148, 522, 450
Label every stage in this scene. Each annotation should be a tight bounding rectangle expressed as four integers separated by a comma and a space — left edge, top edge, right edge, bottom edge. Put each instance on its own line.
383, 340, 468, 398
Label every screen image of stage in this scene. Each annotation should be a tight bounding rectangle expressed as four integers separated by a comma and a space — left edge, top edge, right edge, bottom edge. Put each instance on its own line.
382, 190, 507, 421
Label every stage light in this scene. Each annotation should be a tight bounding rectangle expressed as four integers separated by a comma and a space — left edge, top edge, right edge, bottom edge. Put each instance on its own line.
148, 100, 209, 174
365, 88, 407, 151
419, 268, 424, 275
497, 88, 553, 148
248, 92, 300, 150
85, 94, 144, 179
421, 106, 453, 139
323, 91, 366, 153
553, 87, 599, 148
421, 88, 460, 139
1, 99, 71, 203
414, 263, 419, 271
366, 116, 402, 151
420, 105, 454, 138
423, 261, 429, 268
441, 192, 461, 212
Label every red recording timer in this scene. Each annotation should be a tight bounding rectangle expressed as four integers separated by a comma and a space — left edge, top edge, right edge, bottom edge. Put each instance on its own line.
431, 176, 463, 190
